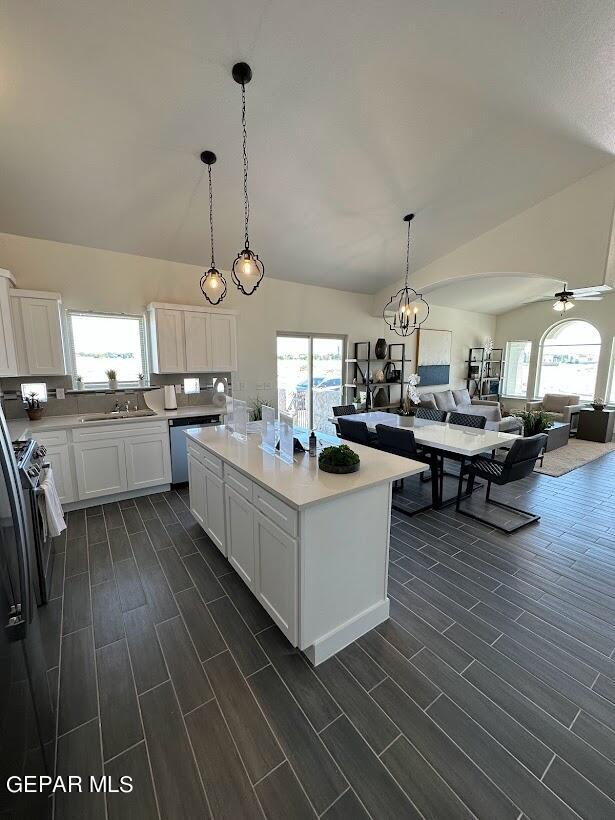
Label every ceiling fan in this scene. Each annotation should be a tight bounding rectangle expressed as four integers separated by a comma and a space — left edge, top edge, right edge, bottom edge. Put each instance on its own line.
534, 282, 604, 313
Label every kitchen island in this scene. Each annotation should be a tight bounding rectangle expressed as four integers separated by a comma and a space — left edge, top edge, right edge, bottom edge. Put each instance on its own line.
186, 425, 426, 664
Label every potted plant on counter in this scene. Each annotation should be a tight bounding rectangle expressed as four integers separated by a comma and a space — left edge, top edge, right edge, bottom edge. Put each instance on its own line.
318, 444, 360, 474
75, 375, 83, 390
25, 392, 45, 421
137, 372, 145, 388
105, 369, 118, 390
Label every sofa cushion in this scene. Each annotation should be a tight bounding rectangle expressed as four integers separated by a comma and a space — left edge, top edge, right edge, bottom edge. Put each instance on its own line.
452, 388, 471, 408
542, 394, 579, 413
418, 392, 437, 410
461, 404, 501, 422
434, 390, 457, 412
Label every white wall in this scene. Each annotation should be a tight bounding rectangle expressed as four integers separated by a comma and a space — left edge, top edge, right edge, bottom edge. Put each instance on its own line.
495, 292, 615, 408
0, 231, 495, 403
373, 162, 615, 305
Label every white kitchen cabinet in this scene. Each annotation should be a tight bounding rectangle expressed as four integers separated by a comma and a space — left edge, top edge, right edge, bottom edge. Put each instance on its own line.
184, 311, 211, 371
208, 313, 237, 372
254, 511, 298, 643
224, 485, 255, 588
74, 440, 127, 499
149, 308, 186, 373
188, 454, 206, 527
126, 434, 172, 491
0, 271, 18, 376
204, 469, 226, 554
10, 290, 65, 376
43, 445, 76, 504
147, 302, 238, 373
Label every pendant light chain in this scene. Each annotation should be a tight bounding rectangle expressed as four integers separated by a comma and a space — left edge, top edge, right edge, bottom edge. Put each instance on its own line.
208, 162, 215, 268
404, 218, 411, 286
241, 82, 250, 250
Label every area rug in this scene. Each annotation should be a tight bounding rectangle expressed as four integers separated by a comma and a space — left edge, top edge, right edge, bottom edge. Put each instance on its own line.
534, 439, 615, 477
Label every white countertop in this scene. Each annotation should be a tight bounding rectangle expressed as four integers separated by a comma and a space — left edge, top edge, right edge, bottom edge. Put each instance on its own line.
7, 404, 224, 441
186, 425, 426, 510
332, 411, 520, 457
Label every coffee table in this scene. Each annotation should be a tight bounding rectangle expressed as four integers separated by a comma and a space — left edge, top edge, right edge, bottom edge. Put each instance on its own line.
544, 421, 571, 452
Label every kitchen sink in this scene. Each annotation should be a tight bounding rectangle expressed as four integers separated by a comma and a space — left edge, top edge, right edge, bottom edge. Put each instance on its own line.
80, 410, 157, 422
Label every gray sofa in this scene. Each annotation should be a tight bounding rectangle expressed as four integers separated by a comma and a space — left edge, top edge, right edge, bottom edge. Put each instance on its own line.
419, 388, 522, 434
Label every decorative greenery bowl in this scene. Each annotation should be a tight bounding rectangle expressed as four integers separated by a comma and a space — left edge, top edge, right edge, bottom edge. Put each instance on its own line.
318, 444, 360, 474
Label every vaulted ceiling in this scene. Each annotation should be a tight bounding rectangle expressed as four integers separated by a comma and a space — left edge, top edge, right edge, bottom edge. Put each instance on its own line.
1, 0, 613, 293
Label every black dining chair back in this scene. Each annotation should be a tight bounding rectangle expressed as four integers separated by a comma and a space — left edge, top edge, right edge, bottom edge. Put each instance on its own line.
337, 417, 376, 446
448, 412, 487, 429
415, 407, 447, 422
375, 424, 424, 460
456, 433, 547, 533
332, 404, 357, 417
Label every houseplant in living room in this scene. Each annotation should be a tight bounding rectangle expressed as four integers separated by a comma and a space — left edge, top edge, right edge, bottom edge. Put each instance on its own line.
25, 392, 45, 421
105, 369, 118, 390
516, 408, 553, 437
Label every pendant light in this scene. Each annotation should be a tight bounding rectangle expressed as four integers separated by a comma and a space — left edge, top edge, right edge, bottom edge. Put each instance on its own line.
231, 62, 264, 296
199, 150, 227, 305
383, 214, 429, 337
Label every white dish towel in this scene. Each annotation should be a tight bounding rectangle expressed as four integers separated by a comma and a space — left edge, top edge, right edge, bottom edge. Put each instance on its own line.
37, 466, 66, 539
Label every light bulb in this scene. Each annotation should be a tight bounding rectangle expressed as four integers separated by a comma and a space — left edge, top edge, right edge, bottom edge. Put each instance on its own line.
210, 276, 218, 289
242, 258, 254, 275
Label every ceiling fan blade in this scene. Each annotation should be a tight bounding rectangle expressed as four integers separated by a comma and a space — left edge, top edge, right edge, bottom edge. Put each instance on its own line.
575, 296, 602, 301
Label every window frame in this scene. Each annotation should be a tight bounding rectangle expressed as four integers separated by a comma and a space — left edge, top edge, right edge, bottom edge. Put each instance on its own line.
535, 319, 601, 401
65, 309, 149, 388
502, 340, 532, 399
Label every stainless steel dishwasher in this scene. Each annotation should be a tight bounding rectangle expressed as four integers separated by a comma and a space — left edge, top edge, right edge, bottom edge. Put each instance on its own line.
169, 415, 220, 484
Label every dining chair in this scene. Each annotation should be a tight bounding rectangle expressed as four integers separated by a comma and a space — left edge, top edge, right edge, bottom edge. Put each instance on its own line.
415, 407, 447, 422
337, 417, 377, 446
332, 404, 357, 417
448, 412, 487, 429
455, 433, 547, 533
375, 424, 437, 513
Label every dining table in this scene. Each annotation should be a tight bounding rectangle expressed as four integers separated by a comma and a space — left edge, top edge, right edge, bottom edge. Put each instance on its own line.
331, 411, 521, 511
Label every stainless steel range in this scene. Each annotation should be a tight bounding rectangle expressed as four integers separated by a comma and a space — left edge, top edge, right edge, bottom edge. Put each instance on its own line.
12, 438, 54, 604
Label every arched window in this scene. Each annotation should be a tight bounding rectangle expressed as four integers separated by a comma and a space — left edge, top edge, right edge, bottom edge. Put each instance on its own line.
537, 320, 601, 400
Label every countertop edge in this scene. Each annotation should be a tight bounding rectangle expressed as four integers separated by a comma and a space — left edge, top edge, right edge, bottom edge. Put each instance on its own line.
186, 429, 426, 511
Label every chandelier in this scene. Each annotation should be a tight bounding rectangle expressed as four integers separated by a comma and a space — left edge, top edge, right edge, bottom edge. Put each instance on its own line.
383, 214, 429, 336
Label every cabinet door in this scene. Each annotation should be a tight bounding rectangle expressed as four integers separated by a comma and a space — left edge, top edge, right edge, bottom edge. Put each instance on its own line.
188, 454, 206, 528
20, 298, 65, 375
254, 511, 297, 643
154, 309, 185, 373
44, 446, 76, 504
225, 485, 255, 589
184, 311, 211, 371
208, 313, 237, 371
204, 469, 226, 555
0, 279, 17, 376
74, 441, 127, 500
125, 435, 171, 491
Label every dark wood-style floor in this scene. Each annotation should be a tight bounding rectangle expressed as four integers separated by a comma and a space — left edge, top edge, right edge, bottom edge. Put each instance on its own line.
41, 452, 615, 819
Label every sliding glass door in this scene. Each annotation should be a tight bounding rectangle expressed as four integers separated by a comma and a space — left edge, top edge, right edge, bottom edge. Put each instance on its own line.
277, 334, 345, 434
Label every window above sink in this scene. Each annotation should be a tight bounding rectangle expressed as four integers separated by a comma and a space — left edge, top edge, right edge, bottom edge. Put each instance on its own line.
66, 310, 148, 389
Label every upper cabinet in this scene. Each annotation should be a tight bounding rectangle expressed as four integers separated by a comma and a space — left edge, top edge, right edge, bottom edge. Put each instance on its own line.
0, 271, 66, 377
0, 271, 18, 377
148, 302, 238, 373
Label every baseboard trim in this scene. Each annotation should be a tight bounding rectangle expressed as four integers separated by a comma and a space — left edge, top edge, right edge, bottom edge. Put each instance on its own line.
63, 484, 171, 511
303, 598, 390, 666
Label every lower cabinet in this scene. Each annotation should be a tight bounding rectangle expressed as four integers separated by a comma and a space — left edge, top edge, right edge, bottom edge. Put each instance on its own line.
225, 485, 256, 590
254, 511, 298, 643
74, 440, 127, 499
204, 470, 225, 553
43, 445, 76, 504
72, 421, 171, 501
188, 454, 206, 527
125, 435, 172, 490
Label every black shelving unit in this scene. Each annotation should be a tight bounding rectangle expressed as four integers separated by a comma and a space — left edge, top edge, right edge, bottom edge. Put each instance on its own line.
344, 341, 408, 412
466, 347, 504, 400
